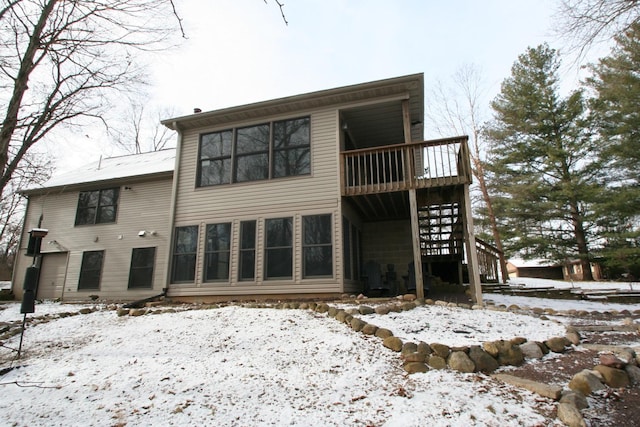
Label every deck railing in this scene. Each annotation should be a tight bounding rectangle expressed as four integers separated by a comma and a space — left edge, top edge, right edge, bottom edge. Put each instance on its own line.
340, 136, 472, 196
475, 237, 502, 283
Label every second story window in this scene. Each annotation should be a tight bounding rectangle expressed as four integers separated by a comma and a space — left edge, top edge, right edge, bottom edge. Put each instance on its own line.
75, 188, 119, 225
198, 116, 310, 187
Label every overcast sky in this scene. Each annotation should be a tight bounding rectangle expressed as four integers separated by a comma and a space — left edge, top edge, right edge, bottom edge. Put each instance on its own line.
51, 0, 607, 172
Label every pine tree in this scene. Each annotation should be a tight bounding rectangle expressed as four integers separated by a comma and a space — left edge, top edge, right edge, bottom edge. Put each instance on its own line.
485, 44, 602, 280
587, 23, 640, 278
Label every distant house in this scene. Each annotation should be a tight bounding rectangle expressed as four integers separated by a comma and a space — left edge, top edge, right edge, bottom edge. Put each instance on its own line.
507, 258, 564, 280
13, 74, 485, 303
562, 259, 603, 281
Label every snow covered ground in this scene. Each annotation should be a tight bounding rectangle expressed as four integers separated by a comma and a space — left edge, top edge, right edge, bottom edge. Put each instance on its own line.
0, 277, 638, 426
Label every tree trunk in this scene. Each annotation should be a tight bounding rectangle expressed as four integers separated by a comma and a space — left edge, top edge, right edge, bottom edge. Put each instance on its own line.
570, 200, 594, 281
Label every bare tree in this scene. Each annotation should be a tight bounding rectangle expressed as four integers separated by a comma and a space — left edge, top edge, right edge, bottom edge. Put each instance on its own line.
111, 102, 177, 154
555, 0, 640, 59
425, 64, 509, 282
0, 153, 52, 279
0, 0, 185, 201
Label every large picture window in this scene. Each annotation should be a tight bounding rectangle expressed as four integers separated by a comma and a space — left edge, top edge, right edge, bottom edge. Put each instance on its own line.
78, 250, 104, 290
204, 223, 231, 281
199, 130, 232, 186
235, 124, 269, 182
303, 214, 333, 278
239, 220, 256, 281
198, 116, 310, 187
171, 225, 198, 283
75, 188, 119, 225
264, 217, 293, 280
128, 247, 156, 289
273, 117, 310, 178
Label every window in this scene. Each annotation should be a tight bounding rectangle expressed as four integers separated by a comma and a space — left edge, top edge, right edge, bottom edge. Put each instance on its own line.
128, 247, 156, 289
235, 124, 269, 182
204, 223, 231, 281
171, 226, 198, 283
239, 220, 256, 281
198, 116, 310, 187
78, 250, 104, 290
273, 117, 310, 178
264, 217, 293, 279
199, 130, 232, 186
303, 214, 333, 278
75, 188, 119, 225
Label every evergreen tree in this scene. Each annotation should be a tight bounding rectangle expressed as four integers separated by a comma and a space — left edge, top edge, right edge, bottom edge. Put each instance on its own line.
587, 23, 640, 278
485, 44, 602, 280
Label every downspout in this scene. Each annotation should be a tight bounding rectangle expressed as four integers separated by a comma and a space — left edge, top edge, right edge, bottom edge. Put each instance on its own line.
162, 122, 183, 297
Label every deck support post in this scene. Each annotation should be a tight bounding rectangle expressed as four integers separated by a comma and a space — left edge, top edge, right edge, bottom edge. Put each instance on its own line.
461, 183, 483, 305
409, 189, 424, 299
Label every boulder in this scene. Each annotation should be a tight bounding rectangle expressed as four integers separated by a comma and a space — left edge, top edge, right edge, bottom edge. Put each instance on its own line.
403, 362, 429, 374
350, 317, 366, 332
361, 323, 378, 335
375, 328, 393, 339
358, 305, 374, 315
383, 336, 403, 352
625, 364, 640, 385
492, 373, 562, 400
544, 336, 570, 353
468, 346, 499, 373
402, 352, 427, 363
448, 351, 475, 373
327, 306, 339, 317
593, 365, 630, 388
565, 330, 581, 346
599, 353, 626, 369
374, 305, 390, 315
401, 342, 418, 355
430, 343, 451, 359
335, 310, 348, 323
417, 341, 432, 356
427, 355, 447, 370
400, 302, 416, 311
557, 402, 587, 427
560, 390, 589, 410
568, 369, 606, 395
483, 340, 524, 366
520, 341, 544, 360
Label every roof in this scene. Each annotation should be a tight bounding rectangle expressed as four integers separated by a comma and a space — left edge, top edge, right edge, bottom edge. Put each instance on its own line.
162, 73, 424, 132
21, 148, 176, 194
507, 258, 560, 268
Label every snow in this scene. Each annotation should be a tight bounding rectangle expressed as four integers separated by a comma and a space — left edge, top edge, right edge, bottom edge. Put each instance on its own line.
0, 277, 638, 426
21, 149, 176, 192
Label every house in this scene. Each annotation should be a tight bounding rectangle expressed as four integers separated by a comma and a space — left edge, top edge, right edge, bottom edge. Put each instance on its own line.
13, 74, 484, 304
507, 258, 564, 280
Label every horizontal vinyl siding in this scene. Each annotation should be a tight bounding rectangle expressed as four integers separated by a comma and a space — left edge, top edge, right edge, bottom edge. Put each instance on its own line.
174, 109, 340, 222
14, 178, 173, 301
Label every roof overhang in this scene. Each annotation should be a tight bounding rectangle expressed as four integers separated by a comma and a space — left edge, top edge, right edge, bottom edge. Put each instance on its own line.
161, 73, 424, 131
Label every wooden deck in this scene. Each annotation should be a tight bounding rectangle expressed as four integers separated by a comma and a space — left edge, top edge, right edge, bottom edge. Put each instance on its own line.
340, 136, 472, 196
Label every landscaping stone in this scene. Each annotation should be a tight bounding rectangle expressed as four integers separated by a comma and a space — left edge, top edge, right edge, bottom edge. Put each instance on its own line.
383, 336, 403, 352
327, 306, 338, 317
417, 341, 432, 356
350, 317, 366, 332
361, 323, 378, 335
374, 305, 390, 315
129, 309, 146, 317
430, 343, 451, 359
117, 308, 130, 317
401, 342, 418, 355
593, 365, 630, 388
625, 364, 640, 384
403, 362, 428, 373
374, 328, 393, 339
335, 310, 348, 323
544, 336, 570, 353
315, 303, 329, 313
560, 390, 589, 410
468, 346, 499, 373
599, 353, 626, 369
448, 351, 475, 373
492, 374, 562, 400
427, 355, 447, 370
402, 352, 427, 363
520, 341, 544, 360
569, 369, 606, 395
483, 340, 524, 366
358, 305, 374, 315
79, 308, 93, 315
557, 402, 587, 427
